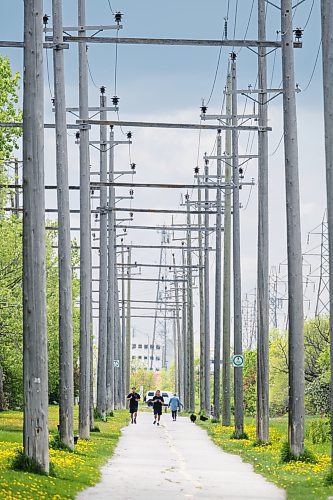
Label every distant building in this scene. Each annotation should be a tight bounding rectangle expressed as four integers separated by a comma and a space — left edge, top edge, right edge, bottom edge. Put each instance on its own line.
131, 340, 163, 371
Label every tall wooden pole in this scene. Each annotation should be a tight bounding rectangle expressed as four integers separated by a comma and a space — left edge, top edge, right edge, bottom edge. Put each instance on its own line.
53, 0, 74, 449
213, 131, 222, 419
181, 246, 188, 410
186, 195, 195, 412
121, 241, 126, 406
173, 253, 183, 399
281, 0, 304, 457
231, 53, 244, 436
78, 0, 91, 439
197, 177, 205, 412
96, 92, 108, 419
106, 128, 115, 413
126, 248, 132, 393
321, 0, 333, 462
23, 0, 49, 472
256, 0, 269, 443
222, 74, 232, 426
204, 160, 211, 413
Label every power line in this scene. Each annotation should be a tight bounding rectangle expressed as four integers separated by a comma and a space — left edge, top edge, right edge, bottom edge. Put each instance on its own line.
106, 0, 115, 15
302, 39, 322, 92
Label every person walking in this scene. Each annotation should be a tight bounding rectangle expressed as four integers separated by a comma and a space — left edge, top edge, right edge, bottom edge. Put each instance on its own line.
152, 390, 164, 426
168, 393, 183, 421
127, 387, 141, 424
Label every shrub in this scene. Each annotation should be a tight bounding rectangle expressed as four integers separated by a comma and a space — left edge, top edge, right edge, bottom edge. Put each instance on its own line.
280, 441, 317, 464
230, 431, 249, 440
324, 467, 333, 486
11, 449, 55, 476
50, 433, 73, 452
211, 418, 220, 424
308, 419, 331, 444
305, 378, 330, 415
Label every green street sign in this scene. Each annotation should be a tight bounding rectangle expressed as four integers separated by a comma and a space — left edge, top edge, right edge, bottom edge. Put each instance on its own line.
232, 354, 244, 368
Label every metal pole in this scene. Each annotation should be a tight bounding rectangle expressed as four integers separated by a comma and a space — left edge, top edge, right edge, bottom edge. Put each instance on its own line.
14, 159, 19, 214
321, 0, 333, 462
222, 74, 232, 426
186, 195, 195, 412
106, 128, 115, 412
197, 176, 205, 412
78, 0, 91, 440
257, 0, 269, 443
126, 248, 132, 394
96, 91, 108, 419
281, 0, 304, 457
23, 0, 49, 472
213, 131, 222, 420
231, 53, 244, 436
204, 159, 211, 413
53, 0, 74, 449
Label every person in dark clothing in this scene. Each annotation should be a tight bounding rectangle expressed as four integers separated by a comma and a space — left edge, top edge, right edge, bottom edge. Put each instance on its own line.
152, 390, 164, 426
127, 387, 141, 424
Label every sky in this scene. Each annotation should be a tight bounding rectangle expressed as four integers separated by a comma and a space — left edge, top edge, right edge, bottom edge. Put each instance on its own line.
0, 0, 326, 355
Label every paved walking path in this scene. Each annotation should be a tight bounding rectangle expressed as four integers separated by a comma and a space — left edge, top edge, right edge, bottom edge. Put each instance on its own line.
77, 412, 285, 500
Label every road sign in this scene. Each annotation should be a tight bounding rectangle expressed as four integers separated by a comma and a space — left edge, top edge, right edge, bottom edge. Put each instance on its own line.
114, 359, 120, 368
232, 354, 244, 368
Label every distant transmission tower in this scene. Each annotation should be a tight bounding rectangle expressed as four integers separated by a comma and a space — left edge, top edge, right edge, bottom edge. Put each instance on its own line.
242, 290, 257, 350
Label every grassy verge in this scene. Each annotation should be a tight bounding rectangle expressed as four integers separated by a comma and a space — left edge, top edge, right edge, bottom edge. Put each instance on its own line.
0, 406, 129, 499
198, 417, 333, 500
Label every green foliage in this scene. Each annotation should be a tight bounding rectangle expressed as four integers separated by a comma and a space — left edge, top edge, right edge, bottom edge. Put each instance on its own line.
324, 468, 333, 486
11, 449, 55, 476
307, 419, 331, 445
305, 378, 330, 416
90, 426, 101, 433
49, 433, 73, 452
230, 431, 249, 440
0, 54, 22, 161
243, 350, 257, 416
280, 441, 317, 464
211, 418, 220, 424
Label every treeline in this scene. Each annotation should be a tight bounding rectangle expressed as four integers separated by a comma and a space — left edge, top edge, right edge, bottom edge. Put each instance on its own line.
242, 318, 330, 417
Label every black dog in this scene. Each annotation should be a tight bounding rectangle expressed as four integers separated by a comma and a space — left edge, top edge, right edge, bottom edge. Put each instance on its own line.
190, 414, 197, 423
200, 415, 208, 421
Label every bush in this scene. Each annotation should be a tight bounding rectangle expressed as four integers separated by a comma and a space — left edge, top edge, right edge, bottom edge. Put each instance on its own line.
308, 419, 331, 444
211, 418, 220, 424
324, 467, 333, 486
280, 441, 317, 464
305, 378, 330, 416
11, 449, 55, 476
50, 433, 73, 452
230, 431, 249, 440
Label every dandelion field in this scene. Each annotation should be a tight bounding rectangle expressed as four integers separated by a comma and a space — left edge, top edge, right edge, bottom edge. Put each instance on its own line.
0, 407, 129, 499
198, 417, 333, 500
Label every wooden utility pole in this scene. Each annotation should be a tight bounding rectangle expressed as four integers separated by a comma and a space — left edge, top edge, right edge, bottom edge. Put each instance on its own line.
186, 195, 195, 412
181, 246, 188, 410
23, 0, 49, 472
204, 159, 211, 413
213, 130, 222, 419
126, 247, 132, 393
231, 53, 244, 436
173, 253, 183, 400
222, 74, 232, 426
121, 242, 126, 405
52, 0, 74, 449
106, 128, 115, 413
281, 0, 304, 457
78, 0, 91, 439
256, 0, 269, 443
197, 177, 205, 412
96, 91, 108, 419
321, 0, 333, 461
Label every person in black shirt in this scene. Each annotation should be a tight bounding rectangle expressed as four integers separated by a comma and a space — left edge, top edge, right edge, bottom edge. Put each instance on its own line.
152, 390, 164, 426
127, 387, 141, 424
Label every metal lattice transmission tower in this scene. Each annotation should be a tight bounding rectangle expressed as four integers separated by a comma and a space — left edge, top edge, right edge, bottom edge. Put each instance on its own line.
150, 228, 170, 370
241, 290, 257, 350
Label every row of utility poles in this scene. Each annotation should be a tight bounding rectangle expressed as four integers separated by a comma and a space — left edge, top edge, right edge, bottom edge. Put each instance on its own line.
5, 0, 332, 474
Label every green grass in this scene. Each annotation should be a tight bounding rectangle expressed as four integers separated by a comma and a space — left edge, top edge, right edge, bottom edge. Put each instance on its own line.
198, 416, 333, 500
0, 406, 129, 499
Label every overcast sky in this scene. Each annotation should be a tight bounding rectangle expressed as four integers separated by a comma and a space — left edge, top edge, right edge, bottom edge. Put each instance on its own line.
0, 1, 326, 350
